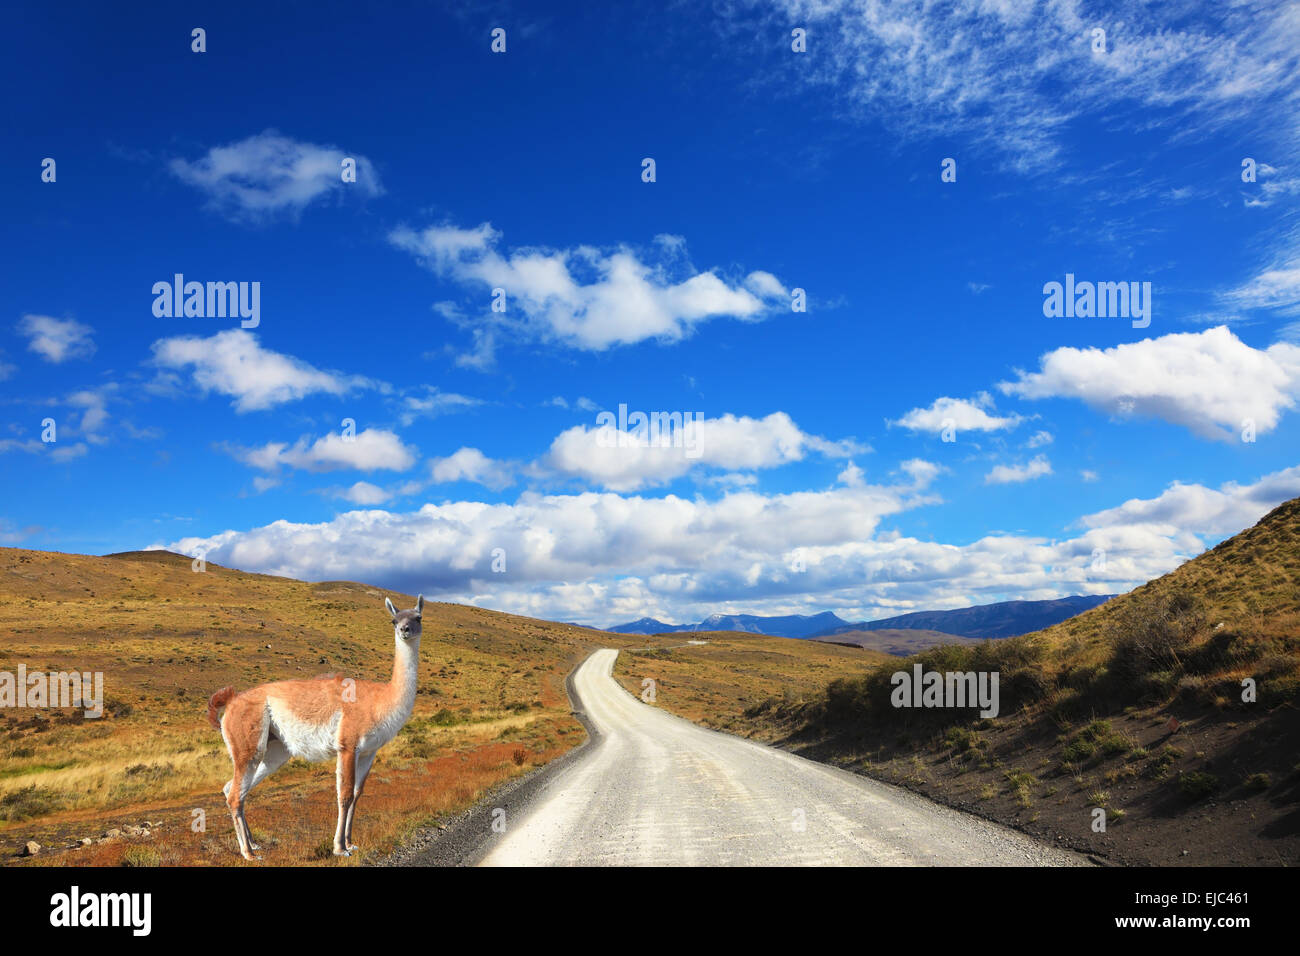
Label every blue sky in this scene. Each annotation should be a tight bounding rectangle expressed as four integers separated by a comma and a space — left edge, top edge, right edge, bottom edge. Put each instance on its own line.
3, 0, 1299, 626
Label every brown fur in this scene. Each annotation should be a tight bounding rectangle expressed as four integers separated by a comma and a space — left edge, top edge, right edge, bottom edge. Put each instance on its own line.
207, 685, 236, 730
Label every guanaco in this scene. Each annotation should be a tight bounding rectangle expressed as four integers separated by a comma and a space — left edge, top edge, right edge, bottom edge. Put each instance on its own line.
207, 595, 423, 859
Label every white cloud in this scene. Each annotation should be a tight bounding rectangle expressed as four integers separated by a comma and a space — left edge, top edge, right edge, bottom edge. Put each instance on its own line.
541, 411, 860, 491
390, 222, 788, 351
1243, 162, 1300, 209
166, 461, 1300, 628
722, 1, 1300, 172
899, 459, 941, 486
18, 315, 95, 363
837, 461, 865, 487
234, 428, 417, 473
338, 481, 391, 505
49, 442, 88, 462
152, 330, 367, 412
998, 326, 1300, 441
168, 469, 942, 612
428, 447, 514, 490
67, 388, 111, 444
891, 394, 1022, 434
1025, 430, 1053, 448
1223, 258, 1300, 315
705, 472, 760, 490
1080, 464, 1300, 539
545, 396, 598, 411
398, 387, 483, 425
985, 455, 1052, 485
169, 130, 381, 220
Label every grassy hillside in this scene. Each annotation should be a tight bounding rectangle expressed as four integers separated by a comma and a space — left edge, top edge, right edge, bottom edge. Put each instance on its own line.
811, 628, 971, 656
611, 632, 893, 733
0, 548, 640, 866
687, 497, 1300, 865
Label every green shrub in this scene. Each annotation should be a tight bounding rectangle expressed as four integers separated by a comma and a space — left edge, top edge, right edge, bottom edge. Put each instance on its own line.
0, 785, 64, 821
1177, 771, 1220, 800
1244, 772, 1271, 792
1109, 591, 1206, 696
121, 847, 162, 867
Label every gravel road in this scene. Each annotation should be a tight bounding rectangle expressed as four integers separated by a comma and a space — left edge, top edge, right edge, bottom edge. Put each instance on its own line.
479, 648, 1090, 866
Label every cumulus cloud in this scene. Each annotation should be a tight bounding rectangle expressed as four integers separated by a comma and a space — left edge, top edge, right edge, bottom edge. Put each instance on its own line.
390, 222, 789, 351
998, 326, 1300, 441
232, 428, 417, 474
169, 130, 381, 220
985, 455, 1052, 485
428, 447, 514, 490
890, 394, 1022, 434
337, 481, 391, 506
18, 315, 95, 363
164, 460, 1299, 627
1080, 464, 1300, 539
152, 330, 368, 412
541, 411, 860, 491
167, 470, 941, 607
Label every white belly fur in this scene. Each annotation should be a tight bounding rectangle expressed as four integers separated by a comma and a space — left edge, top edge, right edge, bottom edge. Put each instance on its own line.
268, 698, 343, 762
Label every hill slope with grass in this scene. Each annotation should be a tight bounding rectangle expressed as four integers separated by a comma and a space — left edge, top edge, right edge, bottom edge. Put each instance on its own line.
649, 498, 1300, 866
813, 628, 972, 655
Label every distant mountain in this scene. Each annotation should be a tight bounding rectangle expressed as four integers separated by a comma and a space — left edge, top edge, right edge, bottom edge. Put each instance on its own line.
809, 594, 1116, 641
608, 617, 686, 635
607, 611, 850, 639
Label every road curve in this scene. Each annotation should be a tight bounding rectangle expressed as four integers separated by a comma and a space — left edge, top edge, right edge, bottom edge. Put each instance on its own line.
480, 649, 1088, 866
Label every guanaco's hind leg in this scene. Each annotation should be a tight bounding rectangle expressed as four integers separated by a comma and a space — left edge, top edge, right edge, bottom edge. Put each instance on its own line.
333, 747, 358, 856
236, 736, 291, 851
343, 750, 377, 852
220, 699, 272, 861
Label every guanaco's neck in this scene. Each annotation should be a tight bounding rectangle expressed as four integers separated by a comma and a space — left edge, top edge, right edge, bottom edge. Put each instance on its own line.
391, 636, 420, 711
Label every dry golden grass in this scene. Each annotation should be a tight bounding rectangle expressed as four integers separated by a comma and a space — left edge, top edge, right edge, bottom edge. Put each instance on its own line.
611, 631, 892, 734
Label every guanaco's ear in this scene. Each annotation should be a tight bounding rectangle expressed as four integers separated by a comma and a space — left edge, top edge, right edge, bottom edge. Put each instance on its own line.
415, 594, 424, 617
385, 597, 398, 621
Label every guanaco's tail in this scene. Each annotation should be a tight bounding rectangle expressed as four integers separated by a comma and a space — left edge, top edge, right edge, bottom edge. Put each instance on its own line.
207, 686, 236, 730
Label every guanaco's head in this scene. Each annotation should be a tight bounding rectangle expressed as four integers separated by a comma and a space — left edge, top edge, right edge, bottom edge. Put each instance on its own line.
385, 594, 424, 642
